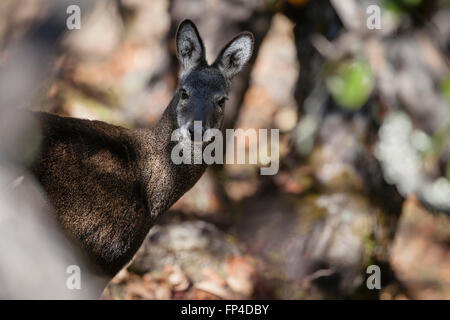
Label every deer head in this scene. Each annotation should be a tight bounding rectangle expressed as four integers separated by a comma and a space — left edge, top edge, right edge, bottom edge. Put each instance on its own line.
174, 20, 254, 143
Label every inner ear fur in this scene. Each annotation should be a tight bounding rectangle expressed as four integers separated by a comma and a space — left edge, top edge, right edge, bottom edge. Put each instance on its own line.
213, 32, 254, 80
176, 19, 206, 75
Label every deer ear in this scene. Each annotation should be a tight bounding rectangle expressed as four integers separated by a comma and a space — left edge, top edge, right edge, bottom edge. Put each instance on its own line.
176, 20, 206, 76
213, 32, 254, 80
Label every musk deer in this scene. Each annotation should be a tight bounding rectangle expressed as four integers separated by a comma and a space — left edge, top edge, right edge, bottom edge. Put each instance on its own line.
30, 20, 254, 292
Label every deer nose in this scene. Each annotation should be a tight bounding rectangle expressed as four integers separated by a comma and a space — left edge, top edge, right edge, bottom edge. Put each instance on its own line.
188, 123, 206, 141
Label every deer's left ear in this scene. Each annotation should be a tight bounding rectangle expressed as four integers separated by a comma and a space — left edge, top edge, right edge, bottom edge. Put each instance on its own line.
213, 32, 254, 80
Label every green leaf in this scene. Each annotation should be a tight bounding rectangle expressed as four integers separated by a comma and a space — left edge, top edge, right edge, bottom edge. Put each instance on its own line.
384, 0, 421, 13
325, 59, 374, 111
440, 76, 450, 104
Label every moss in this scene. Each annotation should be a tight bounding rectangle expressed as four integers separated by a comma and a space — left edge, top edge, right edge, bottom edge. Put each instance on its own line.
289, 194, 328, 233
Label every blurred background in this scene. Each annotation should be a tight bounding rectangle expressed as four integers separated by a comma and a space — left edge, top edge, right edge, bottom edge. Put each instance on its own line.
0, 0, 449, 299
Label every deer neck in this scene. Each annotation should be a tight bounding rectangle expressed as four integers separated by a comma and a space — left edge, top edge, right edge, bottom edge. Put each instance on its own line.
137, 101, 207, 221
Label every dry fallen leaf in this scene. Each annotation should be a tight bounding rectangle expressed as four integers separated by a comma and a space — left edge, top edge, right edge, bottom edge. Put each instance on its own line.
166, 265, 190, 292
125, 281, 154, 300
194, 281, 234, 299
225, 256, 255, 297
201, 268, 227, 287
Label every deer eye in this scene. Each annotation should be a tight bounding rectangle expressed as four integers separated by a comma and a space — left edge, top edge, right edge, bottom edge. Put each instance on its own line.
217, 97, 228, 108
180, 89, 189, 100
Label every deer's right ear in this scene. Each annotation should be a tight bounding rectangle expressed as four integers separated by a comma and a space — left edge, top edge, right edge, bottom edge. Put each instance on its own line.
176, 20, 206, 76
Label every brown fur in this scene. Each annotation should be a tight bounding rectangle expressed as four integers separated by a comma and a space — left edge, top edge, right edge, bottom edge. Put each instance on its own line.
31, 105, 206, 276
